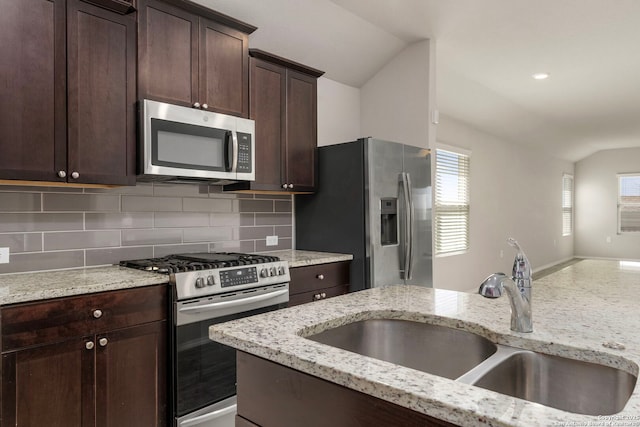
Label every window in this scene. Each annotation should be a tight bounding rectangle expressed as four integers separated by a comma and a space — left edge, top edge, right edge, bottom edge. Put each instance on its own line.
618, 174, 640, 233
434, 146, 470, 256
562, 174, 573, 236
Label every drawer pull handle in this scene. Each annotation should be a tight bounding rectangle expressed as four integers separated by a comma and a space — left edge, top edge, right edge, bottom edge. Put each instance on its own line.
93, 309, 103, 319
317, 274, 324, 280
99, 338, 108, 347
85, 341, 94, 350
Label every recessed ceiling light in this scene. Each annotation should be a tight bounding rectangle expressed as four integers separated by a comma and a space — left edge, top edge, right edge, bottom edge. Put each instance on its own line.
532, 72, 550, 80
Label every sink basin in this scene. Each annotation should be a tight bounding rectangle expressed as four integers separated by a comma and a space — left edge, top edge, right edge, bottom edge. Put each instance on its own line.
307, 319, 497, 379
472, 350, 637, 415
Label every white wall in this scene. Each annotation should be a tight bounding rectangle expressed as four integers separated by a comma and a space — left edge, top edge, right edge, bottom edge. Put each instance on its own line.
575, 147, 640, 260
317, 77, 361, 146
434, 115, 575, 291
360, 40, 435, 149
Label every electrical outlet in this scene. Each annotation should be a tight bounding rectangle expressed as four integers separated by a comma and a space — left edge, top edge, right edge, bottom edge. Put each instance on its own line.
606, 236, 612, 244
499, 250, 504, 259
0, 247, 9, 264
266, 235, 278, 246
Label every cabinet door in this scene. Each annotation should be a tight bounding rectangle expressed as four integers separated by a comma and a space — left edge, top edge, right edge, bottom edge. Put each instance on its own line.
285, 70, 317, 191
138, 0, 199, 107
250, 58, 287, 190
95, 321, 167, 427
1, 338, 95, 427
200, 18, 249, 118
67, 0, 136, 185
0, 0, 67, 182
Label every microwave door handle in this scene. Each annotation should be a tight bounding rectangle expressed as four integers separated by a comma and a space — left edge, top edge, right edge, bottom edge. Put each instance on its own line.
231, 131, 239, 172
223, 131, 239, 172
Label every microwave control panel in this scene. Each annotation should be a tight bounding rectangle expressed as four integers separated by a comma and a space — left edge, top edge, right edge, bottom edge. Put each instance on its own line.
237, 132, 252, 173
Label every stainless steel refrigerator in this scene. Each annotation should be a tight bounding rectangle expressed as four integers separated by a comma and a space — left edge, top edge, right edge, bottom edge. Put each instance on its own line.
296, 137, 432, 291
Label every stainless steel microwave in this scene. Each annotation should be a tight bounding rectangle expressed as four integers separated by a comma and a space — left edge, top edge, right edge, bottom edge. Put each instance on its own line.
138, 99, 255, 183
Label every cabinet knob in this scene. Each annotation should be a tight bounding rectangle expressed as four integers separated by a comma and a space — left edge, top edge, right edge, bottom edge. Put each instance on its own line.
321, 292, 327, 298
282, 183, 288, 189
193, 102, 201, 108
71, 171, 80, 179
99, 337, 108, 347
313, 293, 322, 301
202, 103, 208, 110
288, 184, 294, 189
85, 341, 95, 350
317, 274, 324, 280
93, 309, 103, 319
57, 170, 67, 178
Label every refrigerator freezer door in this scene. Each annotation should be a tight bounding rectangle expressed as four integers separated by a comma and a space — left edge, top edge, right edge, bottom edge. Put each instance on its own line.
403, 145, 433, 287
367, 139, 406, 287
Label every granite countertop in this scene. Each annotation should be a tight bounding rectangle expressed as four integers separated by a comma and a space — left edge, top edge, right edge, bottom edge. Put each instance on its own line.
257, 249, 353, 268
210, 259, 640, 426
0, 266, 168, 306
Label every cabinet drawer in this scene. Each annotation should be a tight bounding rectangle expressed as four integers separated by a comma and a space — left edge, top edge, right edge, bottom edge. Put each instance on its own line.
288, 285, 349, 307
289, 261, 350, 295
2, 285, 168, 352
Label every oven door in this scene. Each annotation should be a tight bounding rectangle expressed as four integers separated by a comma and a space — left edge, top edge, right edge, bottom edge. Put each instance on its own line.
174, 285, 288, 426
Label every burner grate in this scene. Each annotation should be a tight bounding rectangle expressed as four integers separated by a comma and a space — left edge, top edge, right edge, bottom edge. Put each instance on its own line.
119, 252, 280, 274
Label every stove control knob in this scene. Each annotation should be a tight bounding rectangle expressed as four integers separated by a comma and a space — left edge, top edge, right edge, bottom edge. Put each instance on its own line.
277, 266, 286, 275
260, 268, 269, 278
269, 267, 277, 277
195, 277, 206, 288
206, 275, 215, 286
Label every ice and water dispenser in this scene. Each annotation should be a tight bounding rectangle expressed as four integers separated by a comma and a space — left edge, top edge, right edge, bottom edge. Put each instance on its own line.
380, 198, 398, 246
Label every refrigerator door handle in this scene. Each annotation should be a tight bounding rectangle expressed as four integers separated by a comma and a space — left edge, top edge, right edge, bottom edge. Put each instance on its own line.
401, 172, 414, 280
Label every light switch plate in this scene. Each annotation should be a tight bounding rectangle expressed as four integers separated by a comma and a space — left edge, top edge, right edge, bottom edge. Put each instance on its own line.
0, 247, 9, 264
266, 235, 278, 246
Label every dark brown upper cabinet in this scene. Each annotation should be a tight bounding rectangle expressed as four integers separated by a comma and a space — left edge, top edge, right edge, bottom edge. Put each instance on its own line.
0, 0, 137, 186
137, 0, 256, 118
225, 49, 324, 194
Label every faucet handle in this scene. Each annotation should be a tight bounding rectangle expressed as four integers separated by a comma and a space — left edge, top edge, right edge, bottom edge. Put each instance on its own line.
508, 237, 532, 283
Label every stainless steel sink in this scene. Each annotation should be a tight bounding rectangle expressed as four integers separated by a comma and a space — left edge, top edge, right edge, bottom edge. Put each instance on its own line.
306, 318, 638, 415
470, 350, 637, 415
307, 319, 497, 379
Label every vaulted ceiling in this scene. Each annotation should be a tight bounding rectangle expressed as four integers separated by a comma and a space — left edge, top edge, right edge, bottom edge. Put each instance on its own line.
198, 0, 640, 162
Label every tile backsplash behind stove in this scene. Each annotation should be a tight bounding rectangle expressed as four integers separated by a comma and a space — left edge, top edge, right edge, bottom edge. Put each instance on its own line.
0, 183, 292, 274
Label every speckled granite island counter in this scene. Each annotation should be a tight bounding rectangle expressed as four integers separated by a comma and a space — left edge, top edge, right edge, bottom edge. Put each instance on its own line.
210, 259, 640, 426
0, 266, 167, 305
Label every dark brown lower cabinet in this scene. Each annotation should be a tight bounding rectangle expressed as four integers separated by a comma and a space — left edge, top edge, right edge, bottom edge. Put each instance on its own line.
288, 261, 350, 307
236, 352, 457, 427
0, 285, 168, 427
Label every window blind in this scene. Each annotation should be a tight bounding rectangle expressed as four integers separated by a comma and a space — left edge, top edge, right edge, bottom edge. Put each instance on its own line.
618, 175, 640, 233
562, 174, 573, 236
434, 148, 470, 255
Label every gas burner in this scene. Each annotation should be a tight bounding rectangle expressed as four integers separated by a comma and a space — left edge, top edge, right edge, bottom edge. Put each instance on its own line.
120, 252, 290, 300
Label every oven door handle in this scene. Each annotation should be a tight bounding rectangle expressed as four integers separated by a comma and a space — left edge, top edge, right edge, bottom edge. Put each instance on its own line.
179, 403, 237, 427
178, 289, 289, 314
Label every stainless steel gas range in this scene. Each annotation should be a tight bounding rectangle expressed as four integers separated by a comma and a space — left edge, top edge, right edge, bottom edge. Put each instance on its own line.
121, 252, 290, 427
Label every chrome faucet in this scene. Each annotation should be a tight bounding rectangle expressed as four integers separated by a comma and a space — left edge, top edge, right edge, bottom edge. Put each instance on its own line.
479, 238, 533, 333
